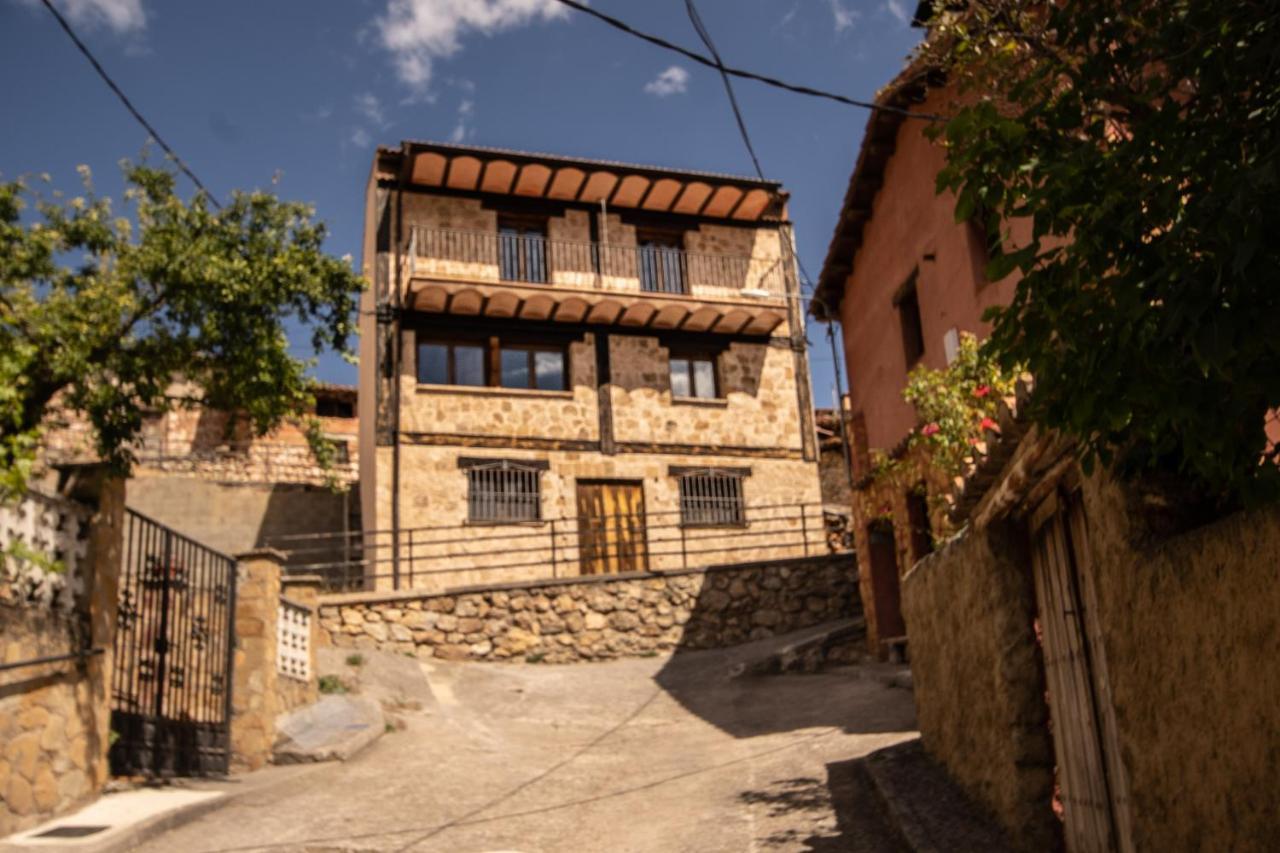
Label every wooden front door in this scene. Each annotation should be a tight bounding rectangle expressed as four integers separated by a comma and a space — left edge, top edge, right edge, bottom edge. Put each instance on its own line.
1030, 489, 1133, 853
576, 481, 648, 575
867, 520, 907, 643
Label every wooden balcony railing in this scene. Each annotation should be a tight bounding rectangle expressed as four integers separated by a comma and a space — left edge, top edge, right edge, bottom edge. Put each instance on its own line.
408, 227, 789, 301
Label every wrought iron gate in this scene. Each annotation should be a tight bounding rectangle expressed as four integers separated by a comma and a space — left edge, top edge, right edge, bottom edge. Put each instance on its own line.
109, 509, 236, 776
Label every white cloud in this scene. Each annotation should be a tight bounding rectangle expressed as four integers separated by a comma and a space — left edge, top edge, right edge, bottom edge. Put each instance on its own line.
448, 98, 474, 142
827, 0, 859, 33
39, 0, 146, 33
886, 0, 910, 25
643, 65, 690, 98
350, 128, 372, 148
353, 92, 388, 128
375, 0, 568, 89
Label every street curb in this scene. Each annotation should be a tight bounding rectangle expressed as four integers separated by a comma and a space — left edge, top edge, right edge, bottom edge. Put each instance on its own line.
861, 739, 1015, 853
0, 764, 329, 853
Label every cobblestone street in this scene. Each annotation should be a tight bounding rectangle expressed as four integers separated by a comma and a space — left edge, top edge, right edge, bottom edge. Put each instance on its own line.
135, 641, 918, 852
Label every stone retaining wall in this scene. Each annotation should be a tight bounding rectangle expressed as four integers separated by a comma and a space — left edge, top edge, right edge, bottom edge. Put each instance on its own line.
317, 553, 858, 663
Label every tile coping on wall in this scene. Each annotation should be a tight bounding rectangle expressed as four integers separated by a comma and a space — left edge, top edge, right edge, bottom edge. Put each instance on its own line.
316, 551, 854, 607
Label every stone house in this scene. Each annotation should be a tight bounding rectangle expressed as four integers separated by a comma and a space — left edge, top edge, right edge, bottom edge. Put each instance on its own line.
358, 141, 825, 592
43, 382, 359, 562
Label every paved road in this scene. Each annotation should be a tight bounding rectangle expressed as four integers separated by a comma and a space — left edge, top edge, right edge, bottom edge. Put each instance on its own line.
140, 638, 918, 852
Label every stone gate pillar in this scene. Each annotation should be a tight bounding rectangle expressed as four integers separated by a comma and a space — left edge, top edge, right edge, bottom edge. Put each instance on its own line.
229, 548, 284, 772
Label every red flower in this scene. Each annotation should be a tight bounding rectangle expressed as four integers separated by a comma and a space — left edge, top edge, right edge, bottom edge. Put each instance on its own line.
973, 384, 991, 398
921, 422, 940, 437
980, 416, 1000, 433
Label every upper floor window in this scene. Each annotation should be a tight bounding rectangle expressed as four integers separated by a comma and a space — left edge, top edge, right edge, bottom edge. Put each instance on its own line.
418, 338, 486, 386
669, 351, 718, 399
637, 230, 686, 294
419, 332, 569, 391
315, 397, 355, 419
498, 216, 547, 283
500, 344, 567, 391
895, 271, 925, 368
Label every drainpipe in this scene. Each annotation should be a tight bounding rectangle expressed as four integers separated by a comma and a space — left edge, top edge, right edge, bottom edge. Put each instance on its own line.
390, 148, 407, 590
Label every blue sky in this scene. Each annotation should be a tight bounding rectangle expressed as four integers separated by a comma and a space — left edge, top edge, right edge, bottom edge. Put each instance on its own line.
2, 0, 922, 405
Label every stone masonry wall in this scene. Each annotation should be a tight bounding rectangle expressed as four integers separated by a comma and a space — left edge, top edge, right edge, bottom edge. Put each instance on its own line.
317, 553, 858, 664
1075, 475, 1280, 852
0, 477, 123, 839
900, 522, 1057, 851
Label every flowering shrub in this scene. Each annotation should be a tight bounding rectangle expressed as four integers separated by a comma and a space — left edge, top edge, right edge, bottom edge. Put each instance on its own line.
903, 333, 1018, 480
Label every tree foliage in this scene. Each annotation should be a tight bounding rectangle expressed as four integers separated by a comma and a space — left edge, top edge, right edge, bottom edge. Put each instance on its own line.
0, 161, 363, 499
923, 0, 1280, 504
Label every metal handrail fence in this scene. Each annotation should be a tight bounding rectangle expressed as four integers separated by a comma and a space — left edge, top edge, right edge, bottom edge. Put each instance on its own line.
268, 500, 848, 593
410, 227, 789, 299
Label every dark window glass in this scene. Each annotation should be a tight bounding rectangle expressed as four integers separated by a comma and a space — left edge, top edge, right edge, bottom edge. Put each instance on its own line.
534, 350, 565, 391
418, 343, 449, 385
454, 345, 485, 386
906, 488, 934, 561
637, 232, 686, 294
315, 398, 355, 418
896, 274, 925, 367
500, 348, 530, 389
498, 220, 548, 284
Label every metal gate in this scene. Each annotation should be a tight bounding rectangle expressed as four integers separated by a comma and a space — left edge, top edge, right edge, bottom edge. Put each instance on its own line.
109, 509, 237, 776
1030, 489, 1133, 853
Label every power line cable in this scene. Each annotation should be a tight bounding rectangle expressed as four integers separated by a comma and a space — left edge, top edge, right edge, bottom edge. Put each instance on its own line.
550, 0, 944, 122
39, 0, 221, 207
683, 0, 765, 180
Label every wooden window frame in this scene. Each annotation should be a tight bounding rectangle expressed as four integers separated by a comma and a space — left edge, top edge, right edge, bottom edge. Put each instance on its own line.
894, 271, 926, 368
668, 348, 721, 400
498, 342, 569, 391
418, 331, 571, 392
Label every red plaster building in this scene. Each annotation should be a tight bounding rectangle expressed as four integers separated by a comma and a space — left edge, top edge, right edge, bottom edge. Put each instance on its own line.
812, 62, 1022, 656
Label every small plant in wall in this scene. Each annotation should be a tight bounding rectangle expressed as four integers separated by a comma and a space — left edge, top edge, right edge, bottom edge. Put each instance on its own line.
903, 333, 1018, 481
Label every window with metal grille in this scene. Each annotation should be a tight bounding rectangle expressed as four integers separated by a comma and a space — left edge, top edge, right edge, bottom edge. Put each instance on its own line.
677, 469, 746, 527
637, 230, 687, 294
466, 461, 542, 523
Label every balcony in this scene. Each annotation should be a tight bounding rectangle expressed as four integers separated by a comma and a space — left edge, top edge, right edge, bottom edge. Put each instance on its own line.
405, 227, 792, 336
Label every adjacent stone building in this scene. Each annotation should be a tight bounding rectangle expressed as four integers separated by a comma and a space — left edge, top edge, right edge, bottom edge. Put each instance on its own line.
359, 141, 825, 592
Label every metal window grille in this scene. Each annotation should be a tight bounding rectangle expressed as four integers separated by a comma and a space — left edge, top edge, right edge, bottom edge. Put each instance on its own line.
498, 229, 548, 283
678, 471, 745, 526
468, 462, 542, 522
277, 600, 311, 681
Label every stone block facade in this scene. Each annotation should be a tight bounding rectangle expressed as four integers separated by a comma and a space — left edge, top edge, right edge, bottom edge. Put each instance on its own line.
0, 475, 123, 838
317, 553, 858, 664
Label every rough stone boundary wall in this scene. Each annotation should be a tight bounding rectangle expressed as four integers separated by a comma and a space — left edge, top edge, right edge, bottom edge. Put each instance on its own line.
900, 524, 1058, 852
1077, 476, 1280, 852
0, 476, 123, 839
317, 553, 859, 663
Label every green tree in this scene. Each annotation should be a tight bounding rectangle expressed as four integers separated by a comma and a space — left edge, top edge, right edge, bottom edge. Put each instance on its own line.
923, 0, 1280, 504
0, 161, 363, 499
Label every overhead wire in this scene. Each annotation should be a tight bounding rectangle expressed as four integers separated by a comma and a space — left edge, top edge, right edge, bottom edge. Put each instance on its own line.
680, 0, 857, 489
550, 0, 944, 122
39, 0, 221, 207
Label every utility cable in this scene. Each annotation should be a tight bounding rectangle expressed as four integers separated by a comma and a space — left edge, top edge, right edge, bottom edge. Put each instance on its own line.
39, 0, 221, 207
550, 0, 944, 122
684, 0, 765, 180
